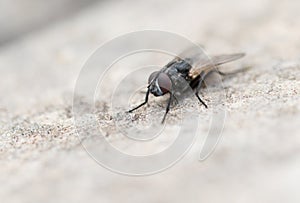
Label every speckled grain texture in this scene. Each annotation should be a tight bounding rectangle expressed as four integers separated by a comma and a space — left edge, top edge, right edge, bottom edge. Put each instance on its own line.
0, 0, 300, 202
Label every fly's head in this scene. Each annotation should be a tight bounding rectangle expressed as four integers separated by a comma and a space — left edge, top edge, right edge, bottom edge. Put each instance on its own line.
147, 71, 172, 97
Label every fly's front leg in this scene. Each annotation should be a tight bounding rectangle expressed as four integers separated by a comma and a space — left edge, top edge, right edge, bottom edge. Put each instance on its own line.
128, 88, 150, 113
161, 93, 174, 123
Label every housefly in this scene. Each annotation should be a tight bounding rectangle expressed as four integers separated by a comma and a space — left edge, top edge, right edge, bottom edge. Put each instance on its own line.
128, 47, 245, 123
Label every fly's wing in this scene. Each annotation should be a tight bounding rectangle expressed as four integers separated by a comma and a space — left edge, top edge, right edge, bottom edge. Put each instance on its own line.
188, 52, 246, 79
163, 46, 205, 67
175, 46, 209, 67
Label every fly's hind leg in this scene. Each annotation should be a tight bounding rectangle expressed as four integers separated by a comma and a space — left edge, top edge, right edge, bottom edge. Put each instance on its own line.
195, 91, 208, 108
194, 72, 208, 108
216, 66, 251, 76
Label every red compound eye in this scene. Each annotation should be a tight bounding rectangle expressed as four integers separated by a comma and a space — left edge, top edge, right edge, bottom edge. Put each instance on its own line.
157, 73, 172, 94
148, 71, 159, 84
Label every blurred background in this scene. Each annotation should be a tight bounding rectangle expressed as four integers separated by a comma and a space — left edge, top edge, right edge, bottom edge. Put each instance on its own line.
0, 0, 99, 45
0, 0, 300, 202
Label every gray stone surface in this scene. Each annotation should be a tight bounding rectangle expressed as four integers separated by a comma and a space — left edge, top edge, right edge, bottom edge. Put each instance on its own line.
0, 0, 300, 202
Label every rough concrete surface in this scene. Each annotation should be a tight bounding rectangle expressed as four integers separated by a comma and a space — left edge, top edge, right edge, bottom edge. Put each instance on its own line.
0, 0, 300, 202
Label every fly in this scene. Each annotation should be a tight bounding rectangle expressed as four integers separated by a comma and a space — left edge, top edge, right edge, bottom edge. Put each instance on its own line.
128, 47, 245, 123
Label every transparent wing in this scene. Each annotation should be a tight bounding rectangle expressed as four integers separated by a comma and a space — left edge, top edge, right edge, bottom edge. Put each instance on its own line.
167, 46, 245, 78
175, 46, 209, 67
189, 50, 245, 78
208, 53, 245, 65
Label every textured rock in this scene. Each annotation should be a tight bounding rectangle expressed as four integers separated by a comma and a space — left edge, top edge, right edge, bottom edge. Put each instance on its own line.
0, 0, 300, 202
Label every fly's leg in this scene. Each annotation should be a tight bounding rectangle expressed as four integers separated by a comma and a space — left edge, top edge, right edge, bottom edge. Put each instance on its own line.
161, 93, 174, 123
195, 72, 208, 108
217, 70, 227, 76
195, 91, 208, 108
217, 66, 250, 76
128, 88, 150, 113
194, 67, 247, 108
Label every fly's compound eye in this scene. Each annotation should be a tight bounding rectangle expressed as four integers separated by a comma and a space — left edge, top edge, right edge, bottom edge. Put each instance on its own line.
157, 73, 172, 94
148, 71, 159, 84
